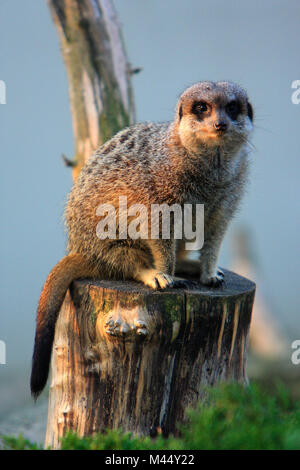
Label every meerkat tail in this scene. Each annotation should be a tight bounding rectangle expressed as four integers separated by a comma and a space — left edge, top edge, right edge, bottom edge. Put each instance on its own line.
30, 253, 95, 399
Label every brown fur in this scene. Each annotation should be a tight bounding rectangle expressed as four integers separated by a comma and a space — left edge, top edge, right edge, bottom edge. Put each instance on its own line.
31, 81, 253, 397
30, 254, 96, 398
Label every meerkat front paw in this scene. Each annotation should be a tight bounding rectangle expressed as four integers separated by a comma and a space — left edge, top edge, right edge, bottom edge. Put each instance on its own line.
136, 269, 175, 289
200, 269, 224, 287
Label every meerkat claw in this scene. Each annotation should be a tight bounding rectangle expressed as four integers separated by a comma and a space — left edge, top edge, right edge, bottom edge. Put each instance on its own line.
154, 273, 175, 289
207, 274, 225, 288
137, 269, 175, 289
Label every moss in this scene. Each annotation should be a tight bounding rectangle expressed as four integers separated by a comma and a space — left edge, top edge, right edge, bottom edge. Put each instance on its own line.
163, 295, 184, 323
99, 90, 130, 144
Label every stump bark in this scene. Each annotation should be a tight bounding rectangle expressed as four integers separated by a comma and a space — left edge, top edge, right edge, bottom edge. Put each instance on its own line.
45, 268, 255, 449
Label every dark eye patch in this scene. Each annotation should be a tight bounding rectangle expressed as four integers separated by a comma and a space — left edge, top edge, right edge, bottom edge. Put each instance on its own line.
225, 100, 241, 120
191, 101, 209, 118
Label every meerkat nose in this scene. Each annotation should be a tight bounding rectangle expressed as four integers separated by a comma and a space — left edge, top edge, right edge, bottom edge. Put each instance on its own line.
214, 121, 228, 132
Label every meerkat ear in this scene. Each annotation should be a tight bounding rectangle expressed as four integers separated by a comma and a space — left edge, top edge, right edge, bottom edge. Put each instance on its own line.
178, 104, 183, 121
247, 101, 253, 122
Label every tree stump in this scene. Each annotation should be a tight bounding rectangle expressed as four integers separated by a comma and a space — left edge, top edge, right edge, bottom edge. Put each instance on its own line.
45, 268, 255, 449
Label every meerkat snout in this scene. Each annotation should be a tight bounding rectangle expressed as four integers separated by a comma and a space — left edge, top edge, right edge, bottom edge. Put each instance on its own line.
214, 121, 228, 133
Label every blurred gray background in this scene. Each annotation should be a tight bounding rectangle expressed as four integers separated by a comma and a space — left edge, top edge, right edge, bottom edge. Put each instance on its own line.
0, 0, 299, 440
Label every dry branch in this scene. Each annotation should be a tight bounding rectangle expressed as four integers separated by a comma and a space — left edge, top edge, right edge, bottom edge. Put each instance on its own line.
48, 0, 135, 179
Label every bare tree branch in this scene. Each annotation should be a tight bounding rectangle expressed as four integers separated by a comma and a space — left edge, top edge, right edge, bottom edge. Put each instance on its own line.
48, 0, 136, 179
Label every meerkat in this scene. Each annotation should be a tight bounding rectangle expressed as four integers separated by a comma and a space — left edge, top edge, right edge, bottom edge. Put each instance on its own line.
30, 81, 253, 398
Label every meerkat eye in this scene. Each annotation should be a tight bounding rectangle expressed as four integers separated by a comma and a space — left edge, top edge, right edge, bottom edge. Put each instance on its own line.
192, 101, 209, 117
225, 100, 241, 120
197, 102, 208, 113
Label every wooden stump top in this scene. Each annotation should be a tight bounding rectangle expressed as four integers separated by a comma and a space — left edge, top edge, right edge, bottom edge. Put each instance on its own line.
74, 268, 255, 298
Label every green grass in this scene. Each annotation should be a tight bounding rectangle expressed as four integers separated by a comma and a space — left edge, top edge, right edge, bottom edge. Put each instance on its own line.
2, 382, 300, 450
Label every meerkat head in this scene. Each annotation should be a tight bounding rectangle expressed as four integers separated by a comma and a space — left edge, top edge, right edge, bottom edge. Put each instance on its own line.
176, 81, 253, 155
